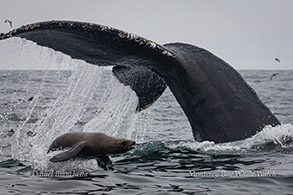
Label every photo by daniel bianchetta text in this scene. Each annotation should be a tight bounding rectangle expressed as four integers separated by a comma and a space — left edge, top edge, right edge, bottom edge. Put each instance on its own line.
188, 170, 277, 178
23, 168, 89, 178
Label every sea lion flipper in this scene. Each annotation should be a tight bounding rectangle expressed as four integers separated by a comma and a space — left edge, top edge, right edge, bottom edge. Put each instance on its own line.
49, 141, 87, 162
96, 155, 113, 171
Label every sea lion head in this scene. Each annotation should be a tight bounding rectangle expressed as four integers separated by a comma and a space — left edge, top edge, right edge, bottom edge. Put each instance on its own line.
109, 138, 136, 154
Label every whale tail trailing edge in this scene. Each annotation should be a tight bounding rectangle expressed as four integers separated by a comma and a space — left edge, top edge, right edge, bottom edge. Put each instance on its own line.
0, 21, 280, 143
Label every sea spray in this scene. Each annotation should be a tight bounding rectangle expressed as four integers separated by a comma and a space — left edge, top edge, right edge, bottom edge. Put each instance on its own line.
83, 74, 138, 138
11, 62, 140, 169
169, 124, 293, 153
0, 39, 143, 169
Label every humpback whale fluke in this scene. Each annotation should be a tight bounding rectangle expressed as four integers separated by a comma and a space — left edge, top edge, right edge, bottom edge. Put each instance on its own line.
0, 21, 280, 143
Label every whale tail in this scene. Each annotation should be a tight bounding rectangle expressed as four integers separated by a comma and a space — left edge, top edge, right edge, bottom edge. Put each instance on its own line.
0, 21, 280, 143
163, 43, 280, 142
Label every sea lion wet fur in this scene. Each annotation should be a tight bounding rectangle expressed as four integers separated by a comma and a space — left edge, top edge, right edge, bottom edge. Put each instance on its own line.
47, 132, 135, 163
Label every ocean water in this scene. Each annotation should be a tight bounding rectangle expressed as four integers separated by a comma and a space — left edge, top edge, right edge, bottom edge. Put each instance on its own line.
0, 42, 293, 194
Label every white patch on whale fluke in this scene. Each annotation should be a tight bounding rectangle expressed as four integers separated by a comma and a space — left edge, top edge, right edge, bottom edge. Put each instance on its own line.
148, 41, 156, 49
162, 50, 174, 57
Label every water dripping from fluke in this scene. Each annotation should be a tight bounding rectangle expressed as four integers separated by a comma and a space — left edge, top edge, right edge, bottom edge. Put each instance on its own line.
0, 42, 145, 170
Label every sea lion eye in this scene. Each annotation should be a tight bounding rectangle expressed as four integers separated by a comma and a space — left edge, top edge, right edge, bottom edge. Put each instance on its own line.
121, 141, 128, 146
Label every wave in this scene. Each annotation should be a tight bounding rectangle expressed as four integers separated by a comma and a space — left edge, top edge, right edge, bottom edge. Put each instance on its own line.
166, 124, 293, 153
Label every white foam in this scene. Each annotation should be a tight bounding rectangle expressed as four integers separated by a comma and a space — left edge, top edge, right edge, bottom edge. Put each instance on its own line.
172, 124, 293, 153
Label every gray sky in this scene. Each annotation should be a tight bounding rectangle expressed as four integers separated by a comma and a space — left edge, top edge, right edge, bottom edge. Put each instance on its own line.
0, 0, 292, 70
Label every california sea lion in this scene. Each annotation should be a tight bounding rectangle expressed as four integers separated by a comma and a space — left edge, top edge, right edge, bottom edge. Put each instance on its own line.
47, 132, 135, 170
0, 21, 280, 143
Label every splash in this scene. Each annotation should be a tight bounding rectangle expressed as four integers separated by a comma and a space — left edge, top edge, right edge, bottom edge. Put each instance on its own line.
0, 37, 73, 70
0, 38, 142, 170
82, 74, 138, 138
170, 124, 293, 153
10, 64, 140, 169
